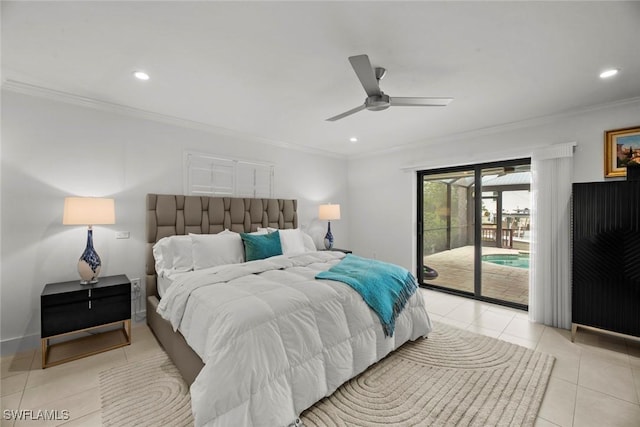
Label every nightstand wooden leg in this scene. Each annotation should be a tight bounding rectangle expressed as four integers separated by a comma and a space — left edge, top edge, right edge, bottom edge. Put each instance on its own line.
124, 319, 132, 344
41, 338, 48, 369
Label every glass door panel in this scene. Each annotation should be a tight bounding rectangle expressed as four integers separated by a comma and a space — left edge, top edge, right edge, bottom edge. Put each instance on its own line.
479, 166, 531, 306
421, 170, 475, 295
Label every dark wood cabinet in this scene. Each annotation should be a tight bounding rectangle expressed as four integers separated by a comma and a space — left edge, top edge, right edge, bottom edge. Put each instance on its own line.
41, 274, 131, 368
572, 181, 640, 340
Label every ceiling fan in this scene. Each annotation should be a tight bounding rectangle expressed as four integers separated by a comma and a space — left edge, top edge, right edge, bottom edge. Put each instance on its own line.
326, 54, 453, 122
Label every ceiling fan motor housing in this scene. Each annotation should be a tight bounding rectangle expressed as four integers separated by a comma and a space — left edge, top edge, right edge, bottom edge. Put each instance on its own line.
365, 93, 391, 111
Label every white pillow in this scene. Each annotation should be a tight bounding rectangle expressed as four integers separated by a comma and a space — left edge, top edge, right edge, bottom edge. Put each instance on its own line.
152, 235, 193, 276
301, 231, 317, 252
257, 227, 277, 233
152, 238, 170, 276
258, 227, 317, 252
277, 229, 307, 255
249, 229, 269, 235
190, 232, 245, 270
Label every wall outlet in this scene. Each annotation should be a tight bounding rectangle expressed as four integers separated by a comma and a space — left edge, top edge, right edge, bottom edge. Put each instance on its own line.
131, 278, 141, 292
115, 231, 130, 239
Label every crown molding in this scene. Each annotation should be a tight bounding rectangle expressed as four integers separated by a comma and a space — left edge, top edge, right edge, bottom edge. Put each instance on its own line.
5, 78, 638, 163
351, 96, 640, 160
2, 79, 345, 160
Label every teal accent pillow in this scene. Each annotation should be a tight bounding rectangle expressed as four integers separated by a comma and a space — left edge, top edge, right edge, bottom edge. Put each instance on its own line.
240, 230, 283, 261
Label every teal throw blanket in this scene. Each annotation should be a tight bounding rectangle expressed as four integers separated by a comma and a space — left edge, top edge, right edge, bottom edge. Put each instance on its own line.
315, 254, 418, 337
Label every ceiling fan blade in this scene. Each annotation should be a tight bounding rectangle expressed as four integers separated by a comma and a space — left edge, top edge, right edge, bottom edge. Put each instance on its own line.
348, 54, 381, 97
326, 104, 366, 122
390, 97, 454, 107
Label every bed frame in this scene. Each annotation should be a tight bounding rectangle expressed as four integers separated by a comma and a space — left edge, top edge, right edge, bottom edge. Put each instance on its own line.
145, 194, 298, 385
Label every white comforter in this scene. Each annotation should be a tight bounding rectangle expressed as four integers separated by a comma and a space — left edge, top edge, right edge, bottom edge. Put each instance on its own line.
157, 251, 432, 427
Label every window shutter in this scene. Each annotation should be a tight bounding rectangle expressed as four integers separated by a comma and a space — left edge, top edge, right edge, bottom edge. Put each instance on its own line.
184, 152, 274, 197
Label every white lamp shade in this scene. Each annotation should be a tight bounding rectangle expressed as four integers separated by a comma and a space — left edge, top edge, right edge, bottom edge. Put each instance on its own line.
63, 197, 115, 225
319, 204, 341, 221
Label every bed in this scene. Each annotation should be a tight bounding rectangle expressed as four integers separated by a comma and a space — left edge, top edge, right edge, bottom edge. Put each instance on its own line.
145, 194, 433, 427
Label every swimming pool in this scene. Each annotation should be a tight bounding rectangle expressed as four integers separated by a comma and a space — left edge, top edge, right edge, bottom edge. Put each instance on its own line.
482, 254, 529, 269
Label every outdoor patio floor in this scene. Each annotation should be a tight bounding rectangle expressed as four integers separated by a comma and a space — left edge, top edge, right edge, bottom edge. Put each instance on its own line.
423, 245, 529, 306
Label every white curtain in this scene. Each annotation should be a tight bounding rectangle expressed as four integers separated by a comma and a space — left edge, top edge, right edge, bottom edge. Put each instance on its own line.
529, 143, 575, 329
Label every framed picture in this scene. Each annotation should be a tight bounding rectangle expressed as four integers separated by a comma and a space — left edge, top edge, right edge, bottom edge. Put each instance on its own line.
604, 126, 640, 177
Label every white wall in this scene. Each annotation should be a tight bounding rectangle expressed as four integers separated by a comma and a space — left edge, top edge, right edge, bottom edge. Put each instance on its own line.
0, 90, 349, 354
3, 90, 638, 353
347, 98, 640, 272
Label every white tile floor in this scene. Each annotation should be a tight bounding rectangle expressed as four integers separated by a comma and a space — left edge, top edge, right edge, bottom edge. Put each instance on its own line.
423, 289, 640, 427
1, 289, 639, 426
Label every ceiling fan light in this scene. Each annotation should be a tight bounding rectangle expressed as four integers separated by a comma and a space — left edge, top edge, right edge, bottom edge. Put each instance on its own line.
349, 137, 358, 143
599, 68, 619, 79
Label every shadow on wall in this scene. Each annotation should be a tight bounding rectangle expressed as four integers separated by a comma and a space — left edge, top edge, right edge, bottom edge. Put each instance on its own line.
304, 219, 326, 250
1, 163, 75, 353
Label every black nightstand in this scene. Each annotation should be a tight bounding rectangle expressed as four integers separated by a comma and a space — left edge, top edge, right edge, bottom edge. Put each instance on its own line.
40, 274, 131, 368
329, 248, 352, 254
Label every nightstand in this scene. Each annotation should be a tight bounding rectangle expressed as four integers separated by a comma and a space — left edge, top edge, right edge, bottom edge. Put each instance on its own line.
40, 274, 131, 368
329, 248, 352, 254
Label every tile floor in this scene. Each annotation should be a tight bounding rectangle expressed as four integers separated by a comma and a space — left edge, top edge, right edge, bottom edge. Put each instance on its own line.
1, 289, 639, 426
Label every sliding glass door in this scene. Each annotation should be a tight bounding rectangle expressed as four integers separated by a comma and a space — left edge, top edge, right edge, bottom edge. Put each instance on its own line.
419, 168, 476, 295
417, 159, 531, 309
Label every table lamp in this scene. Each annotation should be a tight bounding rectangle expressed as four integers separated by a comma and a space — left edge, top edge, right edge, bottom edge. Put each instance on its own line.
318, 204, 340, 250
63, 197, 115, 284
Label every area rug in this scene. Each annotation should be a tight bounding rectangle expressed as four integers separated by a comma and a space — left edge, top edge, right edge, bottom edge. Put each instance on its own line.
301, 322, 554, 427
99, 322, 554, 427
99, 352, 193, 427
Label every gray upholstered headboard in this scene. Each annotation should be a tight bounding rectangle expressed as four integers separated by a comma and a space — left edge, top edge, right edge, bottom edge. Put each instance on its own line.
145, 194, 298, 297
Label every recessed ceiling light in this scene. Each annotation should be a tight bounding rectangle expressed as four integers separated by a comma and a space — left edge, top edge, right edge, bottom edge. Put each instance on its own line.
349, 137, 358, 143
599, 68, 619, 79
133, 71, 150, 81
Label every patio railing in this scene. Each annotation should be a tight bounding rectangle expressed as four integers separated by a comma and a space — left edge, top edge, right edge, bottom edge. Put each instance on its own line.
481, 228, 513, 248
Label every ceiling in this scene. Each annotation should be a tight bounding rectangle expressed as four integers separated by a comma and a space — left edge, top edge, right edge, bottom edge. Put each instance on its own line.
3, 1, 640, 158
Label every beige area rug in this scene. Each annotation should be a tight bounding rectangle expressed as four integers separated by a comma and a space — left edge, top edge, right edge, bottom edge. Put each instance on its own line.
301, 322, 554, 427
99, 322, 554, 427
99, 352, 194, 427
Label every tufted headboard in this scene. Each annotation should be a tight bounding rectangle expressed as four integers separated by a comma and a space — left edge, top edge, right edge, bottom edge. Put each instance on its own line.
145, 194, 297, 298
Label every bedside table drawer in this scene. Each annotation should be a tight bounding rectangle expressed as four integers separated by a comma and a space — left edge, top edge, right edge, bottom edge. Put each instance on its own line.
42, 293, 130, 337
41, 290, 89, 308
91, 283, 130, 299
41, 283, 129, 308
